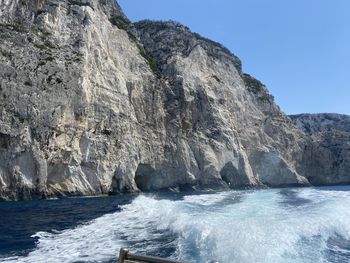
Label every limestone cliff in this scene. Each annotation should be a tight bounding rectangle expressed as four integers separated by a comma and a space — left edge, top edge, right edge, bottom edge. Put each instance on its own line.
0, 0, 348, 201
290, 114, 350, 185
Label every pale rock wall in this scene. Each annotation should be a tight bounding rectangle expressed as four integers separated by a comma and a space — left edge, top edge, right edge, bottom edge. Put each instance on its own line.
0, 0, 158, 199
291, 114, 350, 185
0, 0, 348, 200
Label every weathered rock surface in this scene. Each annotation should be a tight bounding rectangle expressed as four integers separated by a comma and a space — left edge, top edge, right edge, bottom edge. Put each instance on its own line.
0, 0, 348, 201
290, 114, 350, 185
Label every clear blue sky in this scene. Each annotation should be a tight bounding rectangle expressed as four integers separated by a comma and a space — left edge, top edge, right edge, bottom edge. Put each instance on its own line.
118, 0, 350, 115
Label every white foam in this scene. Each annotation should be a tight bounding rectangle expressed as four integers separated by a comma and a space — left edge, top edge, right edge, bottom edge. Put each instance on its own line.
182, 191, 234, 206
1, 187, 350, 263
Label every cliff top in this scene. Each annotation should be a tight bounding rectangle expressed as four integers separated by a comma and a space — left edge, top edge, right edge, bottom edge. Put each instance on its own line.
290, 113, 350, 134
0, 0, 127, 24
134, 19, 242, 72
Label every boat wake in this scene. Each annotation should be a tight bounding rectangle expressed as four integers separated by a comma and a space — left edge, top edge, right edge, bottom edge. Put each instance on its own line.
1, 187, 350, 263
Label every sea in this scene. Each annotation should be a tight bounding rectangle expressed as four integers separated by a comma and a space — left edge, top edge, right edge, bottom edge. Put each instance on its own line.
0, 186, 349, 263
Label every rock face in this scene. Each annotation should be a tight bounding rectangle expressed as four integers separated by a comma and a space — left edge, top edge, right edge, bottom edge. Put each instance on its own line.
290, 114, 350, 185
0, 0, 348, 200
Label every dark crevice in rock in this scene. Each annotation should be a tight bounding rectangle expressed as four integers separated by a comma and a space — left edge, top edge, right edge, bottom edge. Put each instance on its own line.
220, 161, 253, 189
134, 164, 156, 191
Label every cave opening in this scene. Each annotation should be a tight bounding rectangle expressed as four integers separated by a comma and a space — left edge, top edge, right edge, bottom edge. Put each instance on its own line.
134, 164, 155, 191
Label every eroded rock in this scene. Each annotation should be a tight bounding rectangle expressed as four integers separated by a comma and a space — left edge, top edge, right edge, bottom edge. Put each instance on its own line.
0, 0, 348, 200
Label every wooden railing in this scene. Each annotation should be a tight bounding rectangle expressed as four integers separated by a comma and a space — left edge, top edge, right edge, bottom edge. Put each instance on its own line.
118, 248, 184, 263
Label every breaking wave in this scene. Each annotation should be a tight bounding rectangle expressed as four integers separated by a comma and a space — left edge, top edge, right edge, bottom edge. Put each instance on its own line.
1, 187, 350, 263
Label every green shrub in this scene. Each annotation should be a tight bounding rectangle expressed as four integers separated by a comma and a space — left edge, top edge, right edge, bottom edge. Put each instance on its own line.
242, 73, 264, 94
109, 14, 130, 30
69, 0, 91, 7
137, 45, 160, 78
24, 80, 32, 87
34, 41, 56, 50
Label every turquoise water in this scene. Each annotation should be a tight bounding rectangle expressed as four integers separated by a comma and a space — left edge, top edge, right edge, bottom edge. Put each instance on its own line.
1, 186, 350, 263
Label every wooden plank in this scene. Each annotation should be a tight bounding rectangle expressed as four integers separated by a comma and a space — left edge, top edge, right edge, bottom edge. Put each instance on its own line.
128, 253, 183, 263
119, 248, 184, 263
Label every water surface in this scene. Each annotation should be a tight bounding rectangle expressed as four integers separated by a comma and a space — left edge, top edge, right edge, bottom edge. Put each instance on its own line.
0, 186, 349, 263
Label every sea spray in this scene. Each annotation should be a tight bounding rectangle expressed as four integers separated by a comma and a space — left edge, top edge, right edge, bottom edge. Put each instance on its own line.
1, 187, 350, 263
